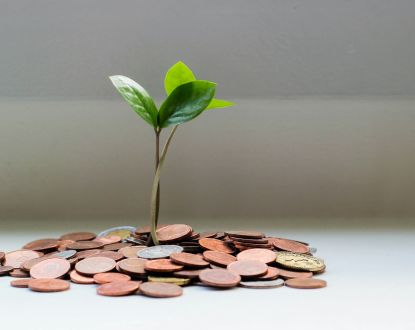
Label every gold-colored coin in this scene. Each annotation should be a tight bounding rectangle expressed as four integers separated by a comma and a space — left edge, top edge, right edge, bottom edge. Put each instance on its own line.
275, 252, 325, 271
105, 230, 132, 240
148, 276, 191, 286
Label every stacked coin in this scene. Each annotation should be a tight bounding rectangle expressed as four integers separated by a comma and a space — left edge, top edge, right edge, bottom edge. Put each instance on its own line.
1, 225, 327, 297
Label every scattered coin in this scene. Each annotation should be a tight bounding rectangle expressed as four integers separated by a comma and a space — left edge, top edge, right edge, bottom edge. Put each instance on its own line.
86, 251, 123, 261
285, 278, 327, 289
3, 250, 41, 268
157, 224, 193, 243
239, 278, 284, 289
93, 235, 122, 245
173, 268, 207, 279
22, 239, 59, 251
181, 246, 202, 253
93, 272, 131, 284
199, 269, 241, 288
256, 267, 280, 280
203, 251, 237, 267
274, 267, 313, 280
125, 236, 146, 245
69, 270, 95, 284
210, 263, 226, 269
199, 238, 236, 254
272, 238, 310, 254
29, 278, 70, 292
225, 231, 265, 239
170, 252, 209, 268
235, 242, 273, 249
52, 250, 77, 259
102, 242, 132, 251
0, 252, 5, 261
22, 256, 56, 272
215, 232, 226, 240
119, 246, 147, 258
60, 232, 96, 241
268, 237, 309, 246
10, 278, 32, 288
76, 249, 102, 260
0, 266, 13, 275
119, 258, 148, 276
236, 248, 276, 264
148, 276, 191, 286
230, 237, 269, 244
144, 259, 184, 272
66, 241, 104, 250
227, 261, 268, 278
10, 269, 30, 277
194, 231, 217, 240
190, 232, 200, 239
140, 282, 183, 298
30, 258, 71, 279
275, 252, 325, 272
97, 226, 136, 239
97, 281, 140, 296
135, 224, 169, 235
75, 257, 116, 276
57, 240, 75, 251
137, 245, 183, 259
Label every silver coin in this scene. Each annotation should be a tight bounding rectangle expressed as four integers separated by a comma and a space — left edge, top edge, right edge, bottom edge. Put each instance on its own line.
52, 250, 77, 259
136, 245, 183, 259
239, 278, 285, 289
309, 247, 317, 254
125, 236, 146, 245
96, 226, 136, 238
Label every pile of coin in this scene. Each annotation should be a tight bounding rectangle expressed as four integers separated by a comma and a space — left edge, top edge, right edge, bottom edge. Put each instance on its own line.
0, 224, 327, 297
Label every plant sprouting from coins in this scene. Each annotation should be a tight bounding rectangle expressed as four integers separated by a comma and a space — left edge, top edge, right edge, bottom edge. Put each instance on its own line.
110, 62, 235, 246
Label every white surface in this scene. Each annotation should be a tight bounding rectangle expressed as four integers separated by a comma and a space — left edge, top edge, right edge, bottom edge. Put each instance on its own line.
2, 1, 415, 98
1, 219, 414, 330
2, 99, 415, 219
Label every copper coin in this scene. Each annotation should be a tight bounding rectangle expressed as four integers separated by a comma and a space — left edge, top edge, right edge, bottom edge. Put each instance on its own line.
69, 270, 95, 284
10, 278, 32, 288
225, 231, 265, 239
203, 251, 237, 267
93, 235, 122, 245
227, 261, 268, 278
210, 263, 226, 269
93, 272, 131, 284
199, 269, 241, 287
119, 258, 148, 276
66, 241, 104, 250
22, 239, 59, 251
196, 231, 218, 240
29, 278, 70, 292
231, 237, 269, 244
21, 256, 62, 271
68, 258, 78, 266
256, 267, 280, 280
169, 252, 209, 268
285, 278, 327, 289
215, 232, 226, 240
199, 238, 236, 254
30, 258, 71, 279
0, 252, 5, 261
268, 237, 309, 246
102, 242, 132, 251
140, 282, 183, 298
275, 267, 313, 279
237, 248, 276, 264
235, 244, 273, 251
156, 224, 193, 243
97, 281, 140, 296
235, 242, 273, 249
86, 251, 123, 261
57, 240, 76, 252
0, 265, 13, 275
60, 232, 96, 241
272, 238, 310, 254
144, 259, 183, 272
76, 249, 102, 260
75, 257, 116, 276
119, 246, 147, 258
9, 269, 30, 277
3, 250, 41, 268
135, 224, 169, 235
173, 268, 207, 279
190, 232, 200, 239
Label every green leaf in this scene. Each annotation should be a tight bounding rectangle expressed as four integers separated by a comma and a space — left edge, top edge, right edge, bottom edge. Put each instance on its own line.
109, 75, 158, 128
205, 99, 236, 110
159, 81, 216, 128
165, 62, 196, 95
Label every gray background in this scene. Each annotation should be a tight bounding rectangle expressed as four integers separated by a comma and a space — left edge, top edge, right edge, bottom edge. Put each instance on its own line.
1, 0, 415, 220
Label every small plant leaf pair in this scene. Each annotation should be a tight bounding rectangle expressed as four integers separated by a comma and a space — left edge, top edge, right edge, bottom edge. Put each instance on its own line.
110, 62, 235, 129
